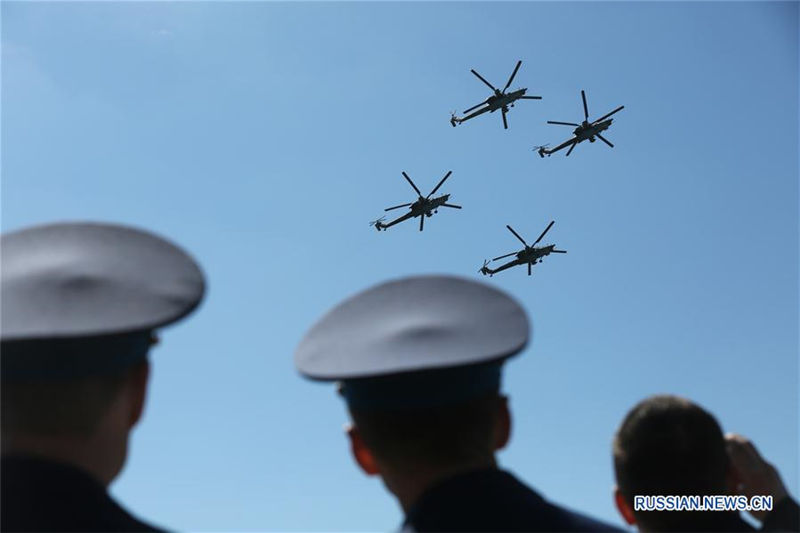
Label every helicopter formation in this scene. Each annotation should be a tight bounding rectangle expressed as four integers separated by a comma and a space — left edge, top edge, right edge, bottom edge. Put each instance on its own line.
370, 60, 623, 279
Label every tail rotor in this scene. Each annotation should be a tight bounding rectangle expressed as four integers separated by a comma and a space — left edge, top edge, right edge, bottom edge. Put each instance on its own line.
533, 144, 549, 158
369, 216, 386, 231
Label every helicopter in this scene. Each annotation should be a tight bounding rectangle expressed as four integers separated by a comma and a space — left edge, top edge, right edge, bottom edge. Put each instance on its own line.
371, 171, 461, 232
479, 221, 566, 277
537, 90, 624, 157
450, 60, 542, 130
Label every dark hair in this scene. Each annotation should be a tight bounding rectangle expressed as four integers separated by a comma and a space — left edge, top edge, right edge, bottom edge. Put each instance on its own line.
349, 393, 503, 468
613, 395, 729, 530
2, 371, 131, 436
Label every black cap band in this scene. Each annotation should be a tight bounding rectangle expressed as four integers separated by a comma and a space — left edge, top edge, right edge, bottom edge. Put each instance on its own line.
1, 331, 152, 382
340, 361, 503, 411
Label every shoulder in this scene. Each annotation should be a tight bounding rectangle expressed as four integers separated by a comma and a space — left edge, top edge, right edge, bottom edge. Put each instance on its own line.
533, 499, 623, 532
498, 473, 623, 532
404, 468, 622, 532
1, 456, 165, 532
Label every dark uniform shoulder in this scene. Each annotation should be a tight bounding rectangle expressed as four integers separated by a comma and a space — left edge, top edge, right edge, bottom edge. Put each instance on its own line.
534, 498, 623, 532
403, 468, 622, 532
1, 455, 164, 533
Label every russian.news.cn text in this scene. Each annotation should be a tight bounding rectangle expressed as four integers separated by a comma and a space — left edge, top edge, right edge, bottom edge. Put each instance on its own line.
634, 495, 773, 512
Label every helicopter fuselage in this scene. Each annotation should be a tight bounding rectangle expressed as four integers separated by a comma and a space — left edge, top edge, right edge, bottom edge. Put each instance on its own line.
409, 194, 450, 216
487, 88, 527, 111
517, 244, 555, 262
574, 118, 613, 142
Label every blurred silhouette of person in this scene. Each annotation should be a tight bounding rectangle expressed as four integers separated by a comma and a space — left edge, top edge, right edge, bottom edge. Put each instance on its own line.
1, 222, 205, 532
613, 395, 799, 532
295, 275, 620, 532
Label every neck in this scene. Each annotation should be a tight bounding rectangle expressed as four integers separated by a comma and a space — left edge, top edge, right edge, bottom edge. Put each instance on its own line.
381, 456, 497, 512
2, 429, 128, 487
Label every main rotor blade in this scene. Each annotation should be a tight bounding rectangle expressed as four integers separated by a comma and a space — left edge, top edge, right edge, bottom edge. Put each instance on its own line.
419, 215, 424, 232
463, 101, 486, 114
401, 171, 423, 197
506, 225, 528, 247
528, 262, 532, 276
502, 108, 508, 129
427, 170, 452, 197
503, 60, 522, 92
551, 250, 567, 253
492, 251, 517, 261
532, 220, 555, 246
548, 120, 579, 126
384, 202, 412, 211
442, 203, 462, 209
470, 69, 497, 91
596, 133, 614, 148
565, 141, 577, 156
519, 96, 542, 100
594, 105, 625, 123
581, 90, 589, 120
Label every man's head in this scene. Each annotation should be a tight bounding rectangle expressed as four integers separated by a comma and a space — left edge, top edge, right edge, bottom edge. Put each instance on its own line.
295, 275, 529, 504
1, 222, 205, 484
612, 395, 730, 531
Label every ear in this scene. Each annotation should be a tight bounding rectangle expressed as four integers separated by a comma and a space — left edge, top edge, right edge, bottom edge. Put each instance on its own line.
614, 487, 637, 526
127, 360, 150, 428
346, 424, 380, 476
493, 395, 512, 451
725, 459, 741, 495
724, 441, 744, 495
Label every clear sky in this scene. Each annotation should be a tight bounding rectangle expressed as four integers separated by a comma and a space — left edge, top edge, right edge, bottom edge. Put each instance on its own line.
2, 1, 797, 530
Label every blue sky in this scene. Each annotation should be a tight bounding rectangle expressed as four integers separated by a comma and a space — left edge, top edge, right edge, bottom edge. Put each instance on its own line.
2, 1, 797, 530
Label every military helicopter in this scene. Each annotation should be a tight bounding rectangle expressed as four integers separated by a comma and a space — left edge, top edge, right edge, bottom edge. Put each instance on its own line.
450, 60, 542, 130
537, 90, 624, 157
479, 221, 566, 277
371, 171, 461, 232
